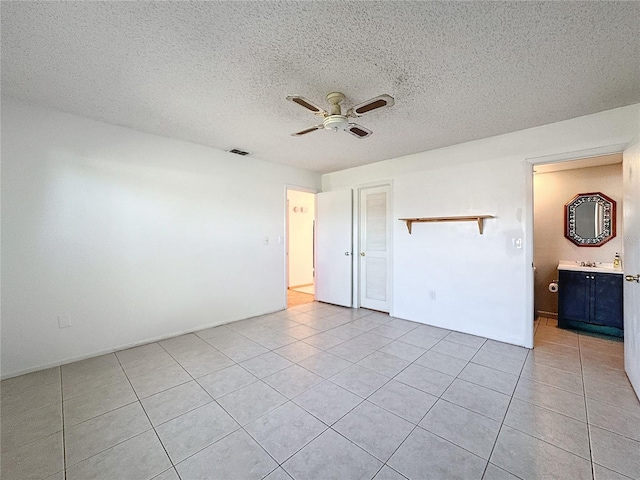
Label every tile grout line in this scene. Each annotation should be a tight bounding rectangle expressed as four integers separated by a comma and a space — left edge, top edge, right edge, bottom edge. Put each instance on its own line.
372, 332, 496, 476
477, 333, 530, 480
181, 323, 365, 477
113, 350, 179, 480
150, 339, 243, 479
167, 319, 357, 477
14, 309, 633, 480
248, 314, 405, 477
152, 337, 243, 477
241, 400, 327, 477
59, 366, 148, 472
60, 366, 67, 480
370, 333, 485, 479
574, 331, 637, 479
578, 332, 597, 480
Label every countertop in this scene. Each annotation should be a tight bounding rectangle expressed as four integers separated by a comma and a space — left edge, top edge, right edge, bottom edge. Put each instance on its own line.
557, 261, 624, 275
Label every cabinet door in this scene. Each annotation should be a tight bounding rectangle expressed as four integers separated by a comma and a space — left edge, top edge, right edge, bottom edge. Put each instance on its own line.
592, 273, 623, 328
559, 270, 590, 323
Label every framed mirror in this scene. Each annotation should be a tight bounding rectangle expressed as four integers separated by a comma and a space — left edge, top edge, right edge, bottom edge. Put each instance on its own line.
565, 192, 616, 246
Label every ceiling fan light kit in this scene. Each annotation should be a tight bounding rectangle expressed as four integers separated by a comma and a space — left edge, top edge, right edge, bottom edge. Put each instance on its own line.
323, 115, 349, 132
287, 92, 394, 138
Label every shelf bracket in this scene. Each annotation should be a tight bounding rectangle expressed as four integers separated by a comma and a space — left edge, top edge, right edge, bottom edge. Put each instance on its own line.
404, 219, 413, 234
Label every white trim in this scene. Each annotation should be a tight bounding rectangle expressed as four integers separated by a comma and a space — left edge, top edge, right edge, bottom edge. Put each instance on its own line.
285, 184, 318, 194
285, 185, 318, 308
526, 142, 630, 350
526, 143, 627, 165
524, 161, 535, 349
354, 180, 394, 313
0, 310, 286, 380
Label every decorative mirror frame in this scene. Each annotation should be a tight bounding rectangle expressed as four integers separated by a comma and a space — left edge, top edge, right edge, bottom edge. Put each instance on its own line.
564, 192, 616, 247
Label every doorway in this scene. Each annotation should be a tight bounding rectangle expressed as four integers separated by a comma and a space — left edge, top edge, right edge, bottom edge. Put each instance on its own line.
358, 184, 392, 312
286, 189, 316, 308
532, 154, 623, 323
529, 144, 640, 402
314, 184, 393, 311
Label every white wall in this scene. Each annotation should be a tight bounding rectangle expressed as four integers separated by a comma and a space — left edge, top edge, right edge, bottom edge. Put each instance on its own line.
287, 190, 315, 287
534, 164, 623, 314
1, 97, 321, 378
322, 103, 640, 348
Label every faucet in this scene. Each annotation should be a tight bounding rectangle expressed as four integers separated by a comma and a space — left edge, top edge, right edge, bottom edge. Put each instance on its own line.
579, 261, 597, 267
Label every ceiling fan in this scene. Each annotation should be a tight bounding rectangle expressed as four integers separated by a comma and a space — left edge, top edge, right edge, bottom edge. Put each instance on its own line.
286, 92, 394, 138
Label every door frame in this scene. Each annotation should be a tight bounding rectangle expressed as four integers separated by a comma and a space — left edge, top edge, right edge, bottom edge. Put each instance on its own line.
352, 180, 394, 312
525, 142, 628, 349
284, 185, 318, 309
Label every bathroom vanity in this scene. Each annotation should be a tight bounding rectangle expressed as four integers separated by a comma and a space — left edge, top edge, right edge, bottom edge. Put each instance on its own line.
557, 261, 623, 337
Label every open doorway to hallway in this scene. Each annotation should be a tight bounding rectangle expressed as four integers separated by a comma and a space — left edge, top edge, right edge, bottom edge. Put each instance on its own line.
287, 189, 315, 308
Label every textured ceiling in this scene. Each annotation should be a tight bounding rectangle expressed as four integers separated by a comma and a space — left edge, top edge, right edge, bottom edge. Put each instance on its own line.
2, 2, 639, 173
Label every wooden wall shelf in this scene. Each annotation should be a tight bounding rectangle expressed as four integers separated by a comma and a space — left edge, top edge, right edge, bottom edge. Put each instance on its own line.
399, 215, 495, 234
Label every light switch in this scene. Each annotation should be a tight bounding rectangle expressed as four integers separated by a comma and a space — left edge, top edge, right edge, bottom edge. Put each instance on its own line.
512, 238, 522, 249
263, 236, 269, 245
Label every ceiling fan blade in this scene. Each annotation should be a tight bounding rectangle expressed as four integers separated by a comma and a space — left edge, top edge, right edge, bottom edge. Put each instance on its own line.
291, 124, 324, 136
347, 94, 395, 117
346, 123, 372, 138
286, 95, 327, 116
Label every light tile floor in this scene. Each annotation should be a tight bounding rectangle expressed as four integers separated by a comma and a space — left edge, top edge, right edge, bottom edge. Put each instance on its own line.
287, 289, 315, 308
2, 305, 639, 480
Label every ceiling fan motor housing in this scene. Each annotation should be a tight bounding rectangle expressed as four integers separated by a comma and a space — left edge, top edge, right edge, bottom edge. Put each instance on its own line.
287, 91, 393, 137
323, 115, 349, 131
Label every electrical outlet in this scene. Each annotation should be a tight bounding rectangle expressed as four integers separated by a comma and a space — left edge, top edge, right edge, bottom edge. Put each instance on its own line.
57, 314, 71, 329
429, 291, 436, 300
263, 236, 269, 245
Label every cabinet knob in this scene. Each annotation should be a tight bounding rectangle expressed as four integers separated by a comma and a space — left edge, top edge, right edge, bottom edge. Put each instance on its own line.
625, 274, 640, 283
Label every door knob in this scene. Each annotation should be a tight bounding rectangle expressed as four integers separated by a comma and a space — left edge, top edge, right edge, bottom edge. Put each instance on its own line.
625, 274, 640, 283
360, 252, 366, 256
344, 252, 351, 256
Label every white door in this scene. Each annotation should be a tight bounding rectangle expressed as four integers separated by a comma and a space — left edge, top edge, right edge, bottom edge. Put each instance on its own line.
359, 185, 391, 312
623, 136, 640, 400
316, 190, 353, 307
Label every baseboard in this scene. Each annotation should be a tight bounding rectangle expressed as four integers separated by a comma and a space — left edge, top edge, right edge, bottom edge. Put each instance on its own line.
391, 313, 532, 350
537, 310, 558, 319
1, 308, 286, 381
289, 283, 313, 289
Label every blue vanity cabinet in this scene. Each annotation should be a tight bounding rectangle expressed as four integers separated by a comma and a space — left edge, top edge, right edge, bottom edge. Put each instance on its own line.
558, 269, 623, 337
592, 273, 623, 329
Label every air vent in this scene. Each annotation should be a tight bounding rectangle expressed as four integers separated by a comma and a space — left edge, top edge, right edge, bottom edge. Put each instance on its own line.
229, 148, 250, 156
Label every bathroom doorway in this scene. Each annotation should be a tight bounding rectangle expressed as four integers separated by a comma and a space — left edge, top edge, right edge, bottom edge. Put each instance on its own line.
286, 188, 316, 308
532, 153, 623, 323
